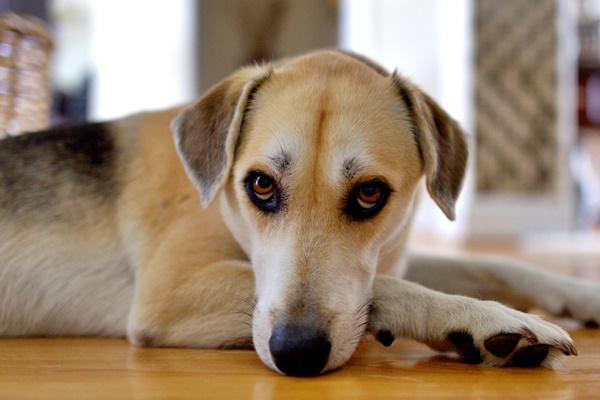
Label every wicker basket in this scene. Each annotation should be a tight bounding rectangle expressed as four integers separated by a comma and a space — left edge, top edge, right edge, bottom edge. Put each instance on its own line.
0, 13, 53, 139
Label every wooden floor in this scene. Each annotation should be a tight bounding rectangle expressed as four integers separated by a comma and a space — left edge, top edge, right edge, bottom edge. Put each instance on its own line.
1, 232, 599, 400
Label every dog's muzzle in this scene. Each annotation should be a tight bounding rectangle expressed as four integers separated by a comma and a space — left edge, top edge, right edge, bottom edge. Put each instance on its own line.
269, 322, 331, 376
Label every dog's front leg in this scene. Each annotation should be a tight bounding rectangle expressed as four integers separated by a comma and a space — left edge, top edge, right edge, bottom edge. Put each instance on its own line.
127, 260, 256, 349
369, 276, 577, 367
405, 254, 600, 327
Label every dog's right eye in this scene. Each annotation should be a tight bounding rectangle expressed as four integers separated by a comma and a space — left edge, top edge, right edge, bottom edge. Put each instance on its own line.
245, 172, 280, 213
252, 174, 274, 200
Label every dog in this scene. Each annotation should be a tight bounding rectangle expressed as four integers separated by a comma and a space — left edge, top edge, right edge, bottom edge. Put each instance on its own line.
1, 50, 598, 376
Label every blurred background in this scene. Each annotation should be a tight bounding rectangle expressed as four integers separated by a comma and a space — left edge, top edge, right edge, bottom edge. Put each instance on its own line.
0, 0, 599, 245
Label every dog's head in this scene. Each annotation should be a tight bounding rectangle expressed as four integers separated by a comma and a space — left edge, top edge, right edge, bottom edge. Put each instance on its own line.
172, 50, 468, 376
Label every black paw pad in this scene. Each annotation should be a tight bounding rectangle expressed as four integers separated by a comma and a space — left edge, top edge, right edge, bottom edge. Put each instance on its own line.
448, 331, 482, 363
484, 333, 522, 357
584, 320, 599, 329
376, 330, 395, 347
511, 344, 550, 367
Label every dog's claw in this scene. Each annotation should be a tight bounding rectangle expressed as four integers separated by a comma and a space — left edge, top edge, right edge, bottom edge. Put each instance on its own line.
556, 340, 578, 357
376, 330, 395, 347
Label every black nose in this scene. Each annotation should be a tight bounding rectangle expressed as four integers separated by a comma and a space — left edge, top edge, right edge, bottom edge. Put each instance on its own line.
269, 323, 331, 376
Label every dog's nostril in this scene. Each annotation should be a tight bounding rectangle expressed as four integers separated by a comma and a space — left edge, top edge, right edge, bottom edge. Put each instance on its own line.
269, 323, 331, 377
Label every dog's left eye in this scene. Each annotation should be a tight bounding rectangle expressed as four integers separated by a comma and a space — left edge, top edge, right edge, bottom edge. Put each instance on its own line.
245, 172, 280, 213
346, 179, 390, 221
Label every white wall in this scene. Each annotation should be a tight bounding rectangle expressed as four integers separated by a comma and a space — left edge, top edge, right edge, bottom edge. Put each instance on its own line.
86, 0, 196, 120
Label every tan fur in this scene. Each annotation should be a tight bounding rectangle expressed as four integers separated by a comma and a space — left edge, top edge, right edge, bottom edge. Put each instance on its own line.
1, 50, 596, 376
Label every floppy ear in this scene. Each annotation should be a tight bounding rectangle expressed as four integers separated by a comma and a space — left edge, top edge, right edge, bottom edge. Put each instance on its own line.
392, 72, 469, 221
171, 65, 272, 207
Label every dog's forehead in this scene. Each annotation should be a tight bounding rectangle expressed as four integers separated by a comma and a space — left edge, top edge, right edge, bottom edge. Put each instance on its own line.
238, 60, 421, 184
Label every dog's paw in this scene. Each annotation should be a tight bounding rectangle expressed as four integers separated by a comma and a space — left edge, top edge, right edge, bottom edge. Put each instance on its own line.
372, 298, 577, 368
443, 323, 576, 368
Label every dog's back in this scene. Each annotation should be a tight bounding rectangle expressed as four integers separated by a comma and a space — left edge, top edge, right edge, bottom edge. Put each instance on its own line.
0, 123, 132, 336
1, 123, 118, 220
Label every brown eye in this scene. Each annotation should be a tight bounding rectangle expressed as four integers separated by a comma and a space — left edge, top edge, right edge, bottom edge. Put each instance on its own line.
245, 172, 282, 213
344, 179, 391, 221
357, 183, 381, 209
252, 174, 274, 200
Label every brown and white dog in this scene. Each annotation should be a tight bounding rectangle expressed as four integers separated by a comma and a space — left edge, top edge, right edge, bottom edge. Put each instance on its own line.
1, 50, 598, 376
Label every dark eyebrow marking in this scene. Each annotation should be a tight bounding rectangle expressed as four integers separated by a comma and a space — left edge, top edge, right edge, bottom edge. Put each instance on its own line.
343, 157, 363, 181
268, 149, 292, 174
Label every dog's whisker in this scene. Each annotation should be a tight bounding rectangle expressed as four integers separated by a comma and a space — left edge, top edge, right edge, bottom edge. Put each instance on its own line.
240, 287, 258, 303
351, 333, 365, 344
234, 295, 258, 313
355, 311, 368, 321
357, 304, 371, 315
354, 298, 374, 328
220, 313, 255, 336
356, 320, 370, 329
231, 323, 253, 333
354, 325, 368, 336
352, 337, 371, 354
352, 336, 364, 346
355, 298, 373, 315
231, 305, 255, 315
348, 336, 365, 351
229, 310, 254, 321
228, 305, 255, 316
355, 313, 369, 321
226, 317, 253, 328
232, 321, 253, 330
